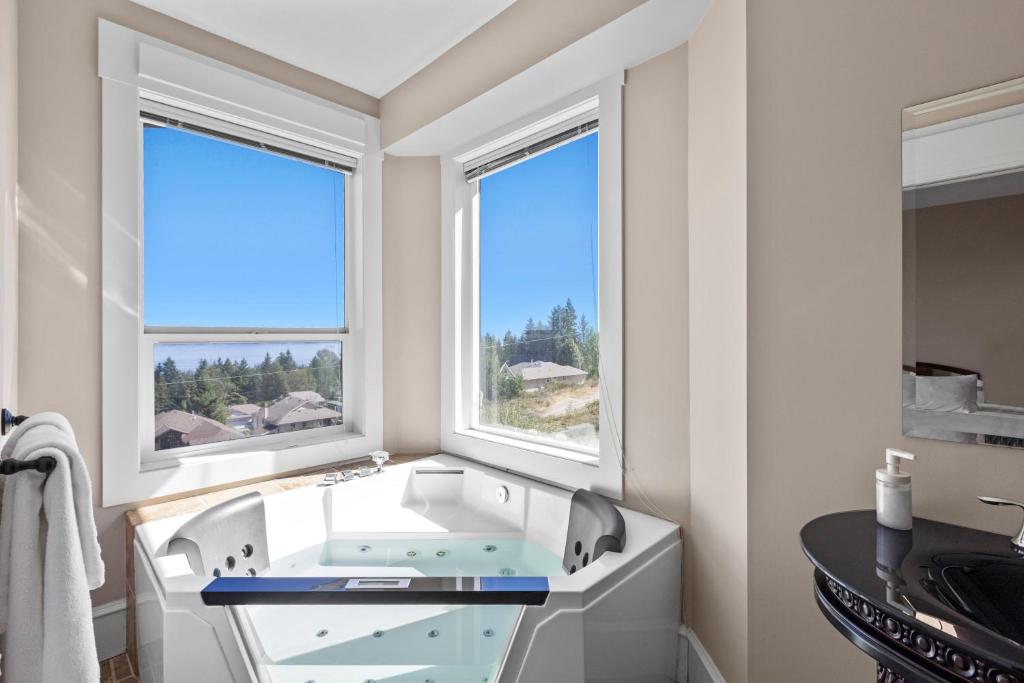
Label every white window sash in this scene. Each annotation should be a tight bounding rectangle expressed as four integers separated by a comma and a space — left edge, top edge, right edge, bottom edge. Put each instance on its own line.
440, 75, 624, 499
140, 331, 350, 467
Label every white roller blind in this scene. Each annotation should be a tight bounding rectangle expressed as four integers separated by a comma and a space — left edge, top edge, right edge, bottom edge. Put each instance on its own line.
462, 108, 598, 182
140, 99, 358, 173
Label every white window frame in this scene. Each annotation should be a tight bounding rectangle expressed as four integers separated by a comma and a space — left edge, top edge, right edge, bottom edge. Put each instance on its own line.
99, 21, 382, 506
440, 76, 624, 499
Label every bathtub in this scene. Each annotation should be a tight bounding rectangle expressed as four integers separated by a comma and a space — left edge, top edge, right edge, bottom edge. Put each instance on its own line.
133, 454, 682, 682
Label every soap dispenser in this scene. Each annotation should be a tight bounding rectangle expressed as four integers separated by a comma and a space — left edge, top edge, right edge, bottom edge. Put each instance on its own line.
876, 448, 915, 530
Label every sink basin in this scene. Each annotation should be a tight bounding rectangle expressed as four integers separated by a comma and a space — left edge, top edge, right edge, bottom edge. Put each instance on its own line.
925, 552, 1024, 646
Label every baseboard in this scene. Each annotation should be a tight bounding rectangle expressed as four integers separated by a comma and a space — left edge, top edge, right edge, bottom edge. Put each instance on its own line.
678, 625, 727, 683
93, 598, 127, 662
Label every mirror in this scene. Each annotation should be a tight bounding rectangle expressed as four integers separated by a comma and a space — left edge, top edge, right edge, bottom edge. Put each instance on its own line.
903, 76, 1024, 448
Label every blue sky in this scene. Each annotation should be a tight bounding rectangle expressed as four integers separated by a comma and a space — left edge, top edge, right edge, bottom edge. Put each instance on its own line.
479, 132, 599, 337
143, 126, 345, 329
144, 125, 597, 352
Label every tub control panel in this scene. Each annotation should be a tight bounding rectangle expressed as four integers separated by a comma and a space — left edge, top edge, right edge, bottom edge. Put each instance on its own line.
201, 575, 550, 606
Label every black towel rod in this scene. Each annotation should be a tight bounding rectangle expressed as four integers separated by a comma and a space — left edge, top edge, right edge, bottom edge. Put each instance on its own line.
0, 456, 57, 476
1, 408, 27, 436
0, 409, 56, 476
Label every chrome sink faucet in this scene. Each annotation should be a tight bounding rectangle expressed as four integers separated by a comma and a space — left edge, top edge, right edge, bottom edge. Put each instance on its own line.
978, 496, 1024, 550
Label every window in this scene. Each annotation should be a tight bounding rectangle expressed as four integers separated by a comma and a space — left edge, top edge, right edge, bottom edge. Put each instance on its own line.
100, 21, 382, 505
142, 117, 347, 455
442, 78, 623, 498
478, 132, 600, 452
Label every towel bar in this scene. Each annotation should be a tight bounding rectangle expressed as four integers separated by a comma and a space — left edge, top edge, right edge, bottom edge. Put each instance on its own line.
1, 408, 27, 435
0, 456, 57, 476
0, 409, 57, 476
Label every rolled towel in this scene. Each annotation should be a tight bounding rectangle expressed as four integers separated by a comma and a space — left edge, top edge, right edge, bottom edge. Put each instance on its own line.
0, 413, 104, 682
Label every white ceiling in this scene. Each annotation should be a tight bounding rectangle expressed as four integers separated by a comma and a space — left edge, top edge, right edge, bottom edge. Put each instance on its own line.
131, 0, 518, 98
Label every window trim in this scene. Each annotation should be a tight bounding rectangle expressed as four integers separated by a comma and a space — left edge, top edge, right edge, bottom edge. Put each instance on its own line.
99, 20, 382, 506
440, 76, 624, 499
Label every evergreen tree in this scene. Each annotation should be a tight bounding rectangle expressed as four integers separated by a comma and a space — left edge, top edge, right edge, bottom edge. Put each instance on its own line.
578, 314, 600, 378
480, 333, 501, 402
191, 363, 230, 423
277, 350, 298, 372
310, 348, 341, 400
260, 353, 287, 402
235, 358, 259, 401
161, 357, 191, 412
153, 361, 173, 413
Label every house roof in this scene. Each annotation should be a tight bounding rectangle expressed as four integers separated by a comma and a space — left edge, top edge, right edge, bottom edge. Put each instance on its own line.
505, 361, 588, 382
273, 405, 344, 426
288, 391, 324, 403
264, 395, 341, 427
228, 403, 261, 417
154, 410, 241, 446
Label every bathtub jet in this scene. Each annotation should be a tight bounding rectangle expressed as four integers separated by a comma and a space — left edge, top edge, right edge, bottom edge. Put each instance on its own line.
133, 454, 682, 682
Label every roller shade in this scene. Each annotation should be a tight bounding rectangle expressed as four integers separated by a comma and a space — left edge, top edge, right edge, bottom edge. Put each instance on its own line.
140, 100, 358, 173
462, 113, 598, 182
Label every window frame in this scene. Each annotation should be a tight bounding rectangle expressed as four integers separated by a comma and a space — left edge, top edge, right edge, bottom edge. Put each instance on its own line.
440, 76, 624, 499
137, 111, 352, 465
99, 21, 383, 505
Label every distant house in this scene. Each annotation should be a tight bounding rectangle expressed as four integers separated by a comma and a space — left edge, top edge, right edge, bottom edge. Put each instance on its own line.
502, 360, 588, 392
287, 390, 324, 403
227, 403, 261, 432
262, 394, 342, 433
155, 410, 241, 450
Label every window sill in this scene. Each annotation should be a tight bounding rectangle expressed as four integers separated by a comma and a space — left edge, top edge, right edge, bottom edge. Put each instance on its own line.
140, 429, 366, 472
457, 427, 600, 467
104, 431, 381, 507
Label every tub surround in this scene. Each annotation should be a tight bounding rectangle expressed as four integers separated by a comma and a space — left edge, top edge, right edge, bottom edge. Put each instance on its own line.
122, 453, 429, 673
130, 454, 682, 682
801, 511, 1024, 682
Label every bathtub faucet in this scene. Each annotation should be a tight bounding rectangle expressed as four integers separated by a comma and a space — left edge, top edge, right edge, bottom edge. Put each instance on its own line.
370, 450, 390, 473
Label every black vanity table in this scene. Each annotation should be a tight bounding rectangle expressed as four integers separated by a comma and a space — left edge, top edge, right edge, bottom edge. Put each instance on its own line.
801, 511, 1024, 682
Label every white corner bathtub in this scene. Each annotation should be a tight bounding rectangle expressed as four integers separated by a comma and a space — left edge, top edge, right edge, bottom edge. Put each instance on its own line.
133, 454, 682, 683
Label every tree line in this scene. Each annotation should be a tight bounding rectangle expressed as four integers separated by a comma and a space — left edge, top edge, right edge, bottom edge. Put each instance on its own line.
154, 348, 341, 424
481, 298, 598, 401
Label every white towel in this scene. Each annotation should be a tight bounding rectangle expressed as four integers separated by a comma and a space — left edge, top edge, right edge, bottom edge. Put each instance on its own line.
0, 413, 104, 682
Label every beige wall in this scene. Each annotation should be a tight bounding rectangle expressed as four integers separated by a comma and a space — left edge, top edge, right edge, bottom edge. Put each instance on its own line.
382, 156, 442, 454
747, 1, 1024, 681
911, 194, 1024, 406
687, 0, 748, 680
379, 0, 644, 149
621, 43, 690, 585
16, 0, 377, 607
0, 0, 15, 426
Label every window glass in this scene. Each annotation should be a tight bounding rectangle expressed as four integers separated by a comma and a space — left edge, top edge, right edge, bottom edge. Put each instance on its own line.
153, 341, 342, 451
478, 133, 599, 451
143, 125, 345, 329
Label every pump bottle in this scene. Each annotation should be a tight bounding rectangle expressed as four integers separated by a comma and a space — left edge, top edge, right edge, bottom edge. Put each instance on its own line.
876, 448, 915, 530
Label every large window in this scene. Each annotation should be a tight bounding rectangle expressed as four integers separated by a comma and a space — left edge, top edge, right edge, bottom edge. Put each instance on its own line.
100, 21, 382, 505
442, 79, 623, 498
142, 119, 347, 454
478, 133, 600, 452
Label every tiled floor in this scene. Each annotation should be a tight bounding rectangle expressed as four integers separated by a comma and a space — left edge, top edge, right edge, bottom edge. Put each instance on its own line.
100, 653, 138, 683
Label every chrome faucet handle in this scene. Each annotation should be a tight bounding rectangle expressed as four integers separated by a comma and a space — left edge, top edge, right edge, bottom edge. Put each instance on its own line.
369, 450, 390, 473
978, 496, 1024, 549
